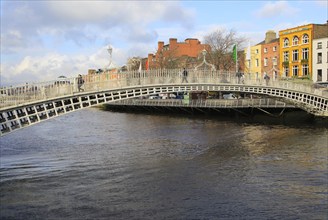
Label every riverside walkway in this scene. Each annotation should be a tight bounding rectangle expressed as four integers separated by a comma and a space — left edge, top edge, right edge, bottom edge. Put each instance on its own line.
1, 69, 327, 136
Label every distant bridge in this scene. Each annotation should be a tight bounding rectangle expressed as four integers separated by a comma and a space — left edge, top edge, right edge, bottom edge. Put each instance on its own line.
1, 69, 327, 136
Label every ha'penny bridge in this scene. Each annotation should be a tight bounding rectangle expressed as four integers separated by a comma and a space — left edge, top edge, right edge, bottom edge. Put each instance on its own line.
1, 69, 328, 136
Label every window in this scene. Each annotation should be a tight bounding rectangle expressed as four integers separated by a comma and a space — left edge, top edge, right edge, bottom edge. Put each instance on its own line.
255, 49, 259, 54
256, 59, 259, 67
284, 38, 289, 47
273, 46, 277, 51
273, 57, 277, 66
264, 48, 268, 53
292, 65, 299, 76
284, 67, 289, 77
283, 51, 289, 61
302, 64, 309, 76
317, 53, 322, 63
317, 69, 322, 81
317, 42, 322, 49
264, 58, 268, 66
302, 34, 309, 44
292, 50, 299, 61
302, 48, 309, 60
292, 36, 299, 46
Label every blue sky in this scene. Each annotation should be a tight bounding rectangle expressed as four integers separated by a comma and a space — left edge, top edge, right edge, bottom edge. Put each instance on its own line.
1, 0, 327, 85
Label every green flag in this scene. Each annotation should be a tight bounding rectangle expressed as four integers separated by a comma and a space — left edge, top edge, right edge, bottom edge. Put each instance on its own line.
232, 44, 237, 62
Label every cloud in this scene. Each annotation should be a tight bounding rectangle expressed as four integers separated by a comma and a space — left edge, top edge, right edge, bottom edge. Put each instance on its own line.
1, 50, 106, 85
255, 1, 299, 18
0, 44, 151, 86
1, 1, 195, 85
1, 1, 194, 53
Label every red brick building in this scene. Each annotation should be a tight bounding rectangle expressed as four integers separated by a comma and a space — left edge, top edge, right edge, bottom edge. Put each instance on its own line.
260, 31, 280, 79
147, 38, 211, 69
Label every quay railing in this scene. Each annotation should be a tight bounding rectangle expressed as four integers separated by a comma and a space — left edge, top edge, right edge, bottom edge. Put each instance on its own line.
1, 69, 327, 109
107, 98, 296, 109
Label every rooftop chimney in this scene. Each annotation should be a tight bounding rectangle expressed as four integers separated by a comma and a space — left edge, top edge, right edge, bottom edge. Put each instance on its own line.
265, 30, 277, 43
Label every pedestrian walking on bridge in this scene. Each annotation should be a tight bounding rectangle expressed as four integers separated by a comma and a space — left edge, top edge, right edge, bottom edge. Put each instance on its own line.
77, 74, 85, 92
182, 68, 188, 83
264, 73, 270, 86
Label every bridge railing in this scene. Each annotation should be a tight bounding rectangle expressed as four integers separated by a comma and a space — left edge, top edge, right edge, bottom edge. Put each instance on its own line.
0, 69, 326, 109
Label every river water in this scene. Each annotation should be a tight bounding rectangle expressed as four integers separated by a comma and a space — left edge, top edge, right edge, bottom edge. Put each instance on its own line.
1, 108, 327, 219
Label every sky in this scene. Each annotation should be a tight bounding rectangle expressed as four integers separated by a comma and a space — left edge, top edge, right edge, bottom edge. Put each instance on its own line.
1, 0, 327, 86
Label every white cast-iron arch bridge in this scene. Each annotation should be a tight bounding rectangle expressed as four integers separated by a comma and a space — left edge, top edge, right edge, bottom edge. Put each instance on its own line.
1, 69, 327, 136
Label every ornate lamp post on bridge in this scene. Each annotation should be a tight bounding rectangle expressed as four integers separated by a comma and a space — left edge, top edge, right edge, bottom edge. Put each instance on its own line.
194, 49, 216, 71
107, 44, 113, 70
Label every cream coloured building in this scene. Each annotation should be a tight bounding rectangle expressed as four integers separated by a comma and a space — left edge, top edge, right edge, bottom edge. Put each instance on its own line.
244, 44, 262, 80
312, 37, 328, 82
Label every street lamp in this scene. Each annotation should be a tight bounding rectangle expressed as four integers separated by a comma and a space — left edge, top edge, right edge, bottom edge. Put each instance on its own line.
202, 49, 207, 71
194, 48, 216, 71
107, 45, 112, 69
202, 49, 207, 62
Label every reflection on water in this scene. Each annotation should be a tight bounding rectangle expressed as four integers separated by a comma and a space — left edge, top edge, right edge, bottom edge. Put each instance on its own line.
1, 109, 327, 219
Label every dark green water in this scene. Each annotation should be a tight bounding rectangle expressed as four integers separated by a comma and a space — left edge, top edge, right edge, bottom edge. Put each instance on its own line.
1, 109, 327, 219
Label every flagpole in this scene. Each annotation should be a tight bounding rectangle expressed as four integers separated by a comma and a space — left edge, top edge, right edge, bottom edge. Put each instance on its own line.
235, 44, 238, 73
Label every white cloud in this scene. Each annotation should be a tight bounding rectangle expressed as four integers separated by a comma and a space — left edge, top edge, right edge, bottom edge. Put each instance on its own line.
1, 1, 196, 85
1, 45, 150, 86
1, 1, 194, 52
255, 1, 299, 18
2, 52, 103, 85
45, 1, 194, 27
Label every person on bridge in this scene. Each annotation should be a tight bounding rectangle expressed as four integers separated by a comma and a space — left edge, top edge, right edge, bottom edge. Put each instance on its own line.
264, 73, 270, 86
77, 74, 85, 92
182, 68, 188, 83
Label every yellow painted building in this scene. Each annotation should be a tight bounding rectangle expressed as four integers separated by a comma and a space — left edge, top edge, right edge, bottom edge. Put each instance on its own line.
244, 44, 262, 80
279, 24, 313, 78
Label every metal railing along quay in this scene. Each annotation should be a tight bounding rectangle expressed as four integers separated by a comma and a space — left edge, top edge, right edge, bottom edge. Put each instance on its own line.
107, 98, 296, 109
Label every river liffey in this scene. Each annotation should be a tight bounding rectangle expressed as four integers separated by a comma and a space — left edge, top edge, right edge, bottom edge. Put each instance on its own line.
1, 108, 327, 220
